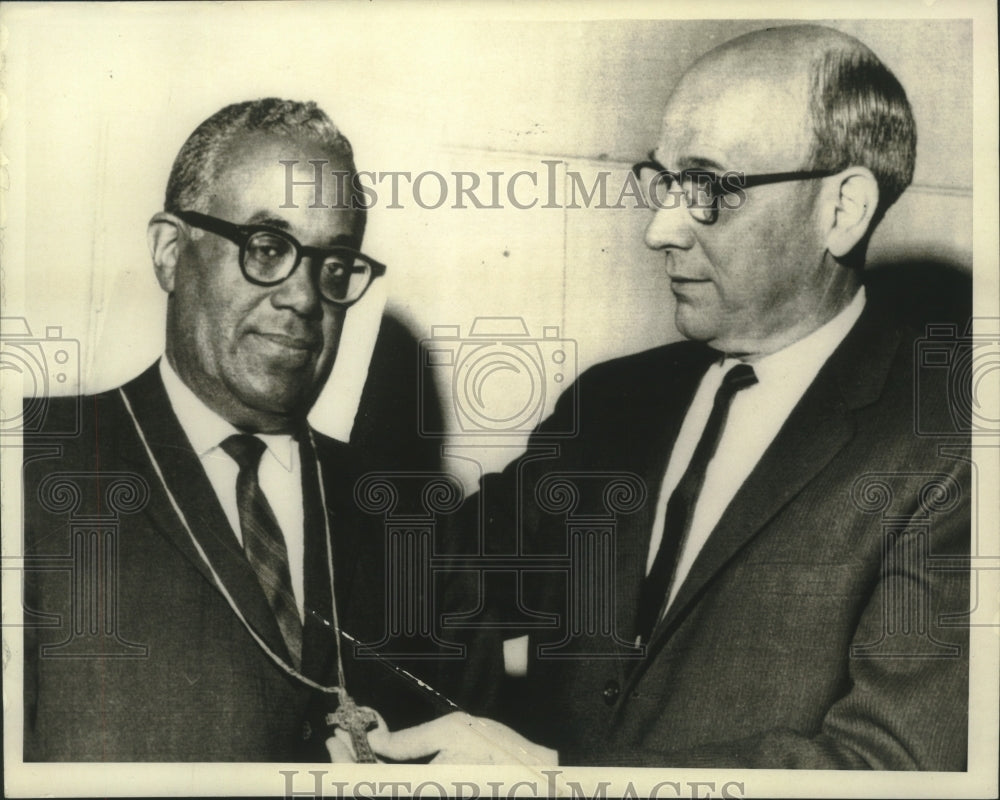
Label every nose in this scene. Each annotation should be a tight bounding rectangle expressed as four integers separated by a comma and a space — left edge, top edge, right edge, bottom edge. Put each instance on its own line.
643, 204, 696, 251
271, 257, 323, 318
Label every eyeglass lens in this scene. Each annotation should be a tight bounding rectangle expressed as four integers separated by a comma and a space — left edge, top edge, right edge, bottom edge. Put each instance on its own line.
636, 166, 718, 223
243, 231, 372, 303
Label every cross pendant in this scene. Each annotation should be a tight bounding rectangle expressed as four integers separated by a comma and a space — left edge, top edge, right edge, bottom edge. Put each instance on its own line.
326, 693, 378, 763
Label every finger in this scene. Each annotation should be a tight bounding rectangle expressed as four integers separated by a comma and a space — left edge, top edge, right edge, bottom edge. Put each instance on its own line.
368, 712, 471, 761
369, 708, 388, 731
333, 728, 358, 759
431, 748, 490, 765
429, 718, 558, 766
354, 708, 389, 758
325, 735, 356, 763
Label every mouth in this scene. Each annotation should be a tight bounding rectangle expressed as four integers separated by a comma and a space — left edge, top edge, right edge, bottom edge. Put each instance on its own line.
669, 276, 711, 288
252, 331, 322, 353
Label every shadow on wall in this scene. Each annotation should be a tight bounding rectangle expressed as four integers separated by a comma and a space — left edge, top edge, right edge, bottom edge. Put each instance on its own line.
864, 259, 972, 329
350, 313, 444, 473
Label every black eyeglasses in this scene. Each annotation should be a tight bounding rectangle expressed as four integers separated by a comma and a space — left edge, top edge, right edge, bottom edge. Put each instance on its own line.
631, 153, 838, 224
176, 210, 386, 306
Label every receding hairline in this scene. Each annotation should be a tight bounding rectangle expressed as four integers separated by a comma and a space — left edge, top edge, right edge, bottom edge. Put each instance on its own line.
699, 24, 877, 75
660, 25, 892, 161
666, 24, 878, 115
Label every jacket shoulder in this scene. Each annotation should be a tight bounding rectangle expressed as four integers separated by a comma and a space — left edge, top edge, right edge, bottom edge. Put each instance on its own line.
568, 339, 710, 409
20, 387, 125, 446
578, 340, 707, 383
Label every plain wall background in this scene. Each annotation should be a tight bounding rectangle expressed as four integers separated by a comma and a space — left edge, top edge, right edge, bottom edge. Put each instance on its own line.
1, 4, 981, 488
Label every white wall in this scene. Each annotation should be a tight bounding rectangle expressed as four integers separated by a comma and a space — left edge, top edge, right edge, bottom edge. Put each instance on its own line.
1, 5, 979, 489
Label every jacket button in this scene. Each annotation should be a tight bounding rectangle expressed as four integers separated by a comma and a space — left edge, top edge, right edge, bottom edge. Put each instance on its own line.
602, 679, 620, 705
302, 721, 312, 740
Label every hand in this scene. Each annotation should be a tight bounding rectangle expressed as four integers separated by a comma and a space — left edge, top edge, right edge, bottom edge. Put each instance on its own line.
363, 712, 558, 765
325, 734, 358, 763
327, 707, 390, 763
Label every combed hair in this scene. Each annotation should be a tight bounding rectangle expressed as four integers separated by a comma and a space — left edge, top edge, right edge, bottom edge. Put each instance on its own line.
164, 98, 356, 216
807, 47, 917, 227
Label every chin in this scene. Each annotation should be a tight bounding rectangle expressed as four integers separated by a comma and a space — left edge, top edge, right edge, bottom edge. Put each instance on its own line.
674, 308, 721, 344
239, 379, 314, 420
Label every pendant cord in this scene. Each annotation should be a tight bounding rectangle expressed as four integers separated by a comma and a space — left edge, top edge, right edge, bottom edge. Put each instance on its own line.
306, 427, 348, 693
119, 387, 345, 699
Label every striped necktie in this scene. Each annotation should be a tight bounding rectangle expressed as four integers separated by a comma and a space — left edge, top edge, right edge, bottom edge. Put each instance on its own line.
221, 433, 303, 668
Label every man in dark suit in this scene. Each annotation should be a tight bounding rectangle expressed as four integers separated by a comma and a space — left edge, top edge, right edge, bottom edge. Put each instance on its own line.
22, 98, 438, 761
369, 25, 970, 769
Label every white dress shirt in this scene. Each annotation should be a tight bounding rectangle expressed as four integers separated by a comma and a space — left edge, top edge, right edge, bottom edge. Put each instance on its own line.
646, 289, 867, 612
159, 358, 306, 620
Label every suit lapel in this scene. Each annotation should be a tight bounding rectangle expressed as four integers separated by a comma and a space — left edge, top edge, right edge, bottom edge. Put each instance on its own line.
116, 363, 293, 664
642, 303, 902, 654
612, 344, 718, 646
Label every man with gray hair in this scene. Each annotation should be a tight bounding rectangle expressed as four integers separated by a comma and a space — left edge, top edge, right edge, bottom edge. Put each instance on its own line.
365, 24, 970, 770
22, 98, 434, 761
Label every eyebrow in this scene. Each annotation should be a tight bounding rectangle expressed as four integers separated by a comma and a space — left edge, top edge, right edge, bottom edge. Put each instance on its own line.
242, 211, 359, 249
244, 212, 292, 230
681, 156, 727, 172
321, 233, 361, 249
649, 150, 728, 174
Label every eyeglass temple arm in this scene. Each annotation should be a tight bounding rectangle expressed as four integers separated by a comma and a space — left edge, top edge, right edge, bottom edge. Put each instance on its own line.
176, 210, 244, 241
739, 169, 840, 189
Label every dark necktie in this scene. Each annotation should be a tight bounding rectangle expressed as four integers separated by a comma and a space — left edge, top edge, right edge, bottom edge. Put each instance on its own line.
635, 362, 758, 644
221, 433, 303, 668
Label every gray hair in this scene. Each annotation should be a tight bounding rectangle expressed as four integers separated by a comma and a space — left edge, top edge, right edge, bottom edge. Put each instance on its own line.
807, 44, 917, 227
164, 98, 358, 221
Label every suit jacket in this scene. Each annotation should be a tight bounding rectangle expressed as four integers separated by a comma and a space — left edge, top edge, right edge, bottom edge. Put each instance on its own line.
473, 297, 970, 769
22, 363, 440, 761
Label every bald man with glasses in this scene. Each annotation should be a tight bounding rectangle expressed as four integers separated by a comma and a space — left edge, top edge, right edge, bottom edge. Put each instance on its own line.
363, 24, 971, 770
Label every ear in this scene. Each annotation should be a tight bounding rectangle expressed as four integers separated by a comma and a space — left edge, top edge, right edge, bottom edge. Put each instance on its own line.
147, 212, 182, 293
825, 167, 879, 259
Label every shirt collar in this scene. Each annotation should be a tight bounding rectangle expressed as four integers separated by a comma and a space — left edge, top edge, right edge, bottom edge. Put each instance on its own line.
158, 357, 296, 470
